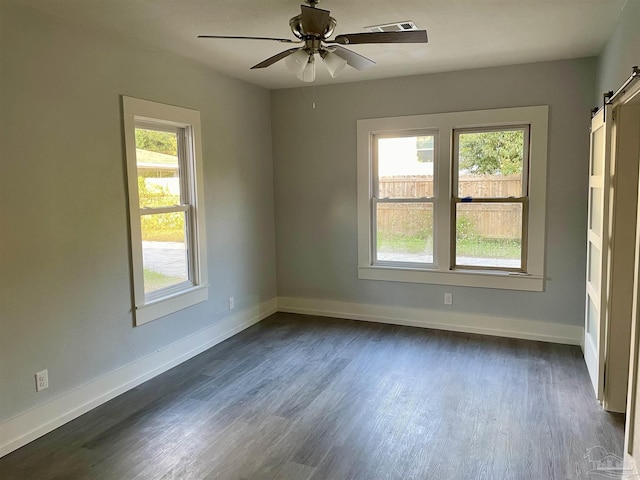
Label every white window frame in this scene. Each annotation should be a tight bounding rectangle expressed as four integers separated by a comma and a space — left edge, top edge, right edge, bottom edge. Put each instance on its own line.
451, 125, 530, 272
123, 96, 208, 325
357, 106, 548, 291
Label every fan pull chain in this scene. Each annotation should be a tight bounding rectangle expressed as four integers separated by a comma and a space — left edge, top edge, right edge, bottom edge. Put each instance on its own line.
301, 85, 317, 109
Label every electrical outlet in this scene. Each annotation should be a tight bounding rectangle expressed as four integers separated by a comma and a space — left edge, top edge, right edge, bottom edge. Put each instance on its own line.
444, 293, 453, 306
35, 370, 48, 392
228, 297, 235, 310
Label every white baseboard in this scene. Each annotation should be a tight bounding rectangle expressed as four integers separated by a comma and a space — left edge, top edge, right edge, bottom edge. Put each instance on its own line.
277, 296, 583, 345
624, 452, 639, 479
0, 298, 277, 458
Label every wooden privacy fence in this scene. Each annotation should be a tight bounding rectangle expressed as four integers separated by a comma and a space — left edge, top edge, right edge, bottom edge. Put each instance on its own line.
379, 175, 522, 198
377, 176, 522, 239
454, 203, 522, 239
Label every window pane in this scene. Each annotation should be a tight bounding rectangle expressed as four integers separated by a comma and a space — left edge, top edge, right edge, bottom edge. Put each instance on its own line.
376, 202, 433, 263
587, 297, 598, 346
135, 128, 181, 208
377, 135, 434, 199
591, 126, 604, 176
141, 212, 189, 294
589, 187, 603, 236
457, 129, 525, 198
588, 243, 601, 290
455, 203, 522, 268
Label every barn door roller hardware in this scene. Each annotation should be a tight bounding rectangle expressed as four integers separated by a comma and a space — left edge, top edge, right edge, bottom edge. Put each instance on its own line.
592, 66, 640, 118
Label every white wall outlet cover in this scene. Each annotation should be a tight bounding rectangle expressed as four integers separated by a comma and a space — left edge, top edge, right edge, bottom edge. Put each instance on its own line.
444, 293, 453, 305
35, 370, 49, 392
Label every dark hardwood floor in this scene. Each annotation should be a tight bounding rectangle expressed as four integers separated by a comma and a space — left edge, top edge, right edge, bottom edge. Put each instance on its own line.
0, 313, 625, 479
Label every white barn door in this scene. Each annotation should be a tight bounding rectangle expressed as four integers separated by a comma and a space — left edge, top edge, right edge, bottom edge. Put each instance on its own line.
584, 106, 612, 401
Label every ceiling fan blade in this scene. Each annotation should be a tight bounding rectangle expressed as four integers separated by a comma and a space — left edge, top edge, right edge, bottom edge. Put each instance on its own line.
332, 30, 428, 45
331, 46, 376, 70
300, 5, 331, 36
198, 35, 300, 44
250, 47, 302, 69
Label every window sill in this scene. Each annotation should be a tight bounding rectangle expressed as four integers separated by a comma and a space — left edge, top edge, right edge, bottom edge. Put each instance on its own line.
135, 284, 209, 326
358, 266, 544, 291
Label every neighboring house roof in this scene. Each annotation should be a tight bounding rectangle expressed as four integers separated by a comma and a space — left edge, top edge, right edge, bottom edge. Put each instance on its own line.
136, 148, 178, 170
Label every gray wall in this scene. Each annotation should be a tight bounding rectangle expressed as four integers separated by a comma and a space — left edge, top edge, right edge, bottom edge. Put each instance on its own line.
272, 58, 596, 327
596, 0, 640, 103
0, 1, 276, 421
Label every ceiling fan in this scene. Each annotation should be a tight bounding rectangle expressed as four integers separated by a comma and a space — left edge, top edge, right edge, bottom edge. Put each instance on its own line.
198, 0, 428, 82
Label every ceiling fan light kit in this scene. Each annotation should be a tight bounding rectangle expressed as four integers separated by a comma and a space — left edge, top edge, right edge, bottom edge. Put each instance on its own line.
198, 0, 428, 83
284, 42, 345, 82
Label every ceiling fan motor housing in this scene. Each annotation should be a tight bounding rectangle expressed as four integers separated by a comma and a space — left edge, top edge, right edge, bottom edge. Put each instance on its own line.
289, 9, 336, 42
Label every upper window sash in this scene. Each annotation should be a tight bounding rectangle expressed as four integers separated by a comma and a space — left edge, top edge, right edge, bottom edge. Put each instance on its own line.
452, 125, 530, 199
372, 130, 438, 201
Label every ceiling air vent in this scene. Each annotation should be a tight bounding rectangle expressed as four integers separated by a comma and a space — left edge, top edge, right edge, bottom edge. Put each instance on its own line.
365, 21, 418, 33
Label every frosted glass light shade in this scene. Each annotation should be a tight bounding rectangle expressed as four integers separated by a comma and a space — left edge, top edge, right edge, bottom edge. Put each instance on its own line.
285, 49, 310, 76
299, 55, 316, 82
322, 51, 347, 78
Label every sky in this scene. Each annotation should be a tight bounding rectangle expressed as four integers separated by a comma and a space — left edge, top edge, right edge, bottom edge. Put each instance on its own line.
378, 136, 434, 177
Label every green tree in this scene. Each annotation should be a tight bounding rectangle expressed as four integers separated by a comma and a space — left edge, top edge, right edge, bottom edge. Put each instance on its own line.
458, 130, 524, 175
135, 128, 177, 155
137, 177, 179, 208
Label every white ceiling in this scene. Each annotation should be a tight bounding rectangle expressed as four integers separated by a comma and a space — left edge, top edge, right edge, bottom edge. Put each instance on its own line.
16, 0, 627, 90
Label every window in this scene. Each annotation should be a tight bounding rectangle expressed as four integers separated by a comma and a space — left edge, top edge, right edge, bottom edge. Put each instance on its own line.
452, 126, 529, 271
357, 106, 548, 291
374, 132, 436, 266
123, 97, 208, 325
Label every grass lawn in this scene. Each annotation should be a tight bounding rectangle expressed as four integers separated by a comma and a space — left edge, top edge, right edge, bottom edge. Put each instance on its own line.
456, 238, 520, 259
144, 269, 186, 292
378, 233, 520, 259
377, 234, 432, 254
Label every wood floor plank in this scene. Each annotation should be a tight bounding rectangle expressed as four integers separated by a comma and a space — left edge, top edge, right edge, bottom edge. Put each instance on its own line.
0, 313, 625, 480
272, 461, 316, 480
